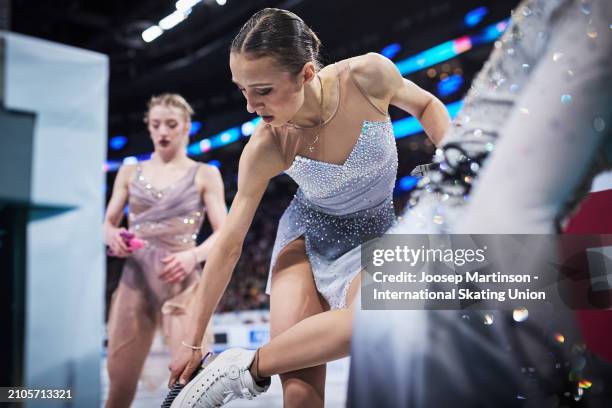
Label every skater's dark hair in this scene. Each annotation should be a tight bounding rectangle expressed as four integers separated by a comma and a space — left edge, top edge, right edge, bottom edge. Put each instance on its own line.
231, 8, 322, 75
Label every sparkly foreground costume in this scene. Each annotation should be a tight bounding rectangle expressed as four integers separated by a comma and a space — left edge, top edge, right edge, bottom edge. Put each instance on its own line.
398, 0, 610, 234
350, 0, 612, 406
266, 60, 398, 310
107, 164, 207, 390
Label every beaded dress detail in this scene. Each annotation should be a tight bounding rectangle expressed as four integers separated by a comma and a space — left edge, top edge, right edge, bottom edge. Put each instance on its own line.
120, 164, 205, 306
266, 61, 398, 309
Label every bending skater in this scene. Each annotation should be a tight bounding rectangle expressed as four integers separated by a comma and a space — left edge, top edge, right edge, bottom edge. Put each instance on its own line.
104, 93, 227, 407
168, 8, 450, 408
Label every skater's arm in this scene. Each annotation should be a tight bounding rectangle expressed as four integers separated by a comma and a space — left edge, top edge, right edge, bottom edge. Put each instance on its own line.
351, 52, 450, 146
103, 164, 134, 257
181, 124, 285, 353
391, 78, 450, 146
192, 164, 228, 263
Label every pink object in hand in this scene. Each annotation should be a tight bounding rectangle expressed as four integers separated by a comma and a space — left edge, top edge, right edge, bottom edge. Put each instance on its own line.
128, 237, 145, 250
120, 231, 146, 250
107, 231, 146, 257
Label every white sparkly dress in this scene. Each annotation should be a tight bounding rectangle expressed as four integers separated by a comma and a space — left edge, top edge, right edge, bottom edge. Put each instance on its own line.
265, 60, 398, 309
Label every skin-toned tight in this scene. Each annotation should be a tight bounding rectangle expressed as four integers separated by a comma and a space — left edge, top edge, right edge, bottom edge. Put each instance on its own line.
105, 283, 200, 408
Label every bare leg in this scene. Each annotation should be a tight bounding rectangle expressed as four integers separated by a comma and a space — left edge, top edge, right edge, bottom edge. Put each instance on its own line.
105, 283, 157, 408
268, 238, 329, 408
260, 240, 361, 379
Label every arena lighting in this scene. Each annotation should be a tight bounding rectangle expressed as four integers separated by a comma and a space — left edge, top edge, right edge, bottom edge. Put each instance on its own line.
109, 153, 152, 171
437, 74, 464, 97
176, 0, 201, 13
185, 118, 259, 155
210, 128, 240, 148
190, 121, 202, 135
381, 43, 401, 59
464, 6, 488, 27
216, 0, 227, 5
122, 156, 138, 165
395, 19, 508, 75
142, 0, 200, 43
159, 9, 189, 30
197, 138, 212, 154
109, 135, 128, 150
141, 25, 163, 43
110, 23, 507, 170
472, 20, 509, 45
398, 175, 419, 192
241, 120, 256, 136
220, 132, 233, 143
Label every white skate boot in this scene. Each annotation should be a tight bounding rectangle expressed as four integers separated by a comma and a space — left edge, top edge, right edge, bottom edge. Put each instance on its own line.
169, 348, 270, 407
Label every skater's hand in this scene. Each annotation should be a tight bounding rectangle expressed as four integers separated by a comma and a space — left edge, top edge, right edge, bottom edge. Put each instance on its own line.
105, 227, 132, 258
169, 346, 202, 387
159, 250, 198, 283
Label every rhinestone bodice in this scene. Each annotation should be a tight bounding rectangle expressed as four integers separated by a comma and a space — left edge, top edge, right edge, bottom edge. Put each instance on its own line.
127, 164, 205, 251
285, 120, 398, 216
269, 118, 398, 309
266, 59, 400, 310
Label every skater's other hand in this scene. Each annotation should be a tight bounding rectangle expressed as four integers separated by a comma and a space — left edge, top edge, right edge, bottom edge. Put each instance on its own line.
159, 250, 198, 283
169, 346, 202, 387
105, 227, 132, 258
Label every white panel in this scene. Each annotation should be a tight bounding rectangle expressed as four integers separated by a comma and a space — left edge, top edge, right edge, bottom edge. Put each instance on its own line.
4, 31, 108, 207
2, 32, 107, 407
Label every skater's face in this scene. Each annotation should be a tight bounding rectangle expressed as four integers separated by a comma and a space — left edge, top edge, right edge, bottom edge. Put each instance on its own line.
230, 52, 313, 127
146, 105, 190, 153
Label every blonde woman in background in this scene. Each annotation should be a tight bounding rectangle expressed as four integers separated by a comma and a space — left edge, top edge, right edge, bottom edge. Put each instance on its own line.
103, 94, 227, 407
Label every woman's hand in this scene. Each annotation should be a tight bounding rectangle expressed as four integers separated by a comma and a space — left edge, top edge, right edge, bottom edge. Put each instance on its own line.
105, 227, 132, 258
159, 250, 198, 283
168, 346, 203, 387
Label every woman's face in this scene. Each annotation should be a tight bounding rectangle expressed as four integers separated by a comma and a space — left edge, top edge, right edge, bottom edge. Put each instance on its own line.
147, 105, 190, 153
230, 52, 309, 127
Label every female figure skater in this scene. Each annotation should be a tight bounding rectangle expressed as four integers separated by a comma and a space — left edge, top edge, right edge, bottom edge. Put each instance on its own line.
168, 8, 450, 408
104, 93, 227, 407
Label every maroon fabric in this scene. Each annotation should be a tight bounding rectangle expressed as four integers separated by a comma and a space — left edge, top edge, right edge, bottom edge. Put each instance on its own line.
564, 189, 612, 363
